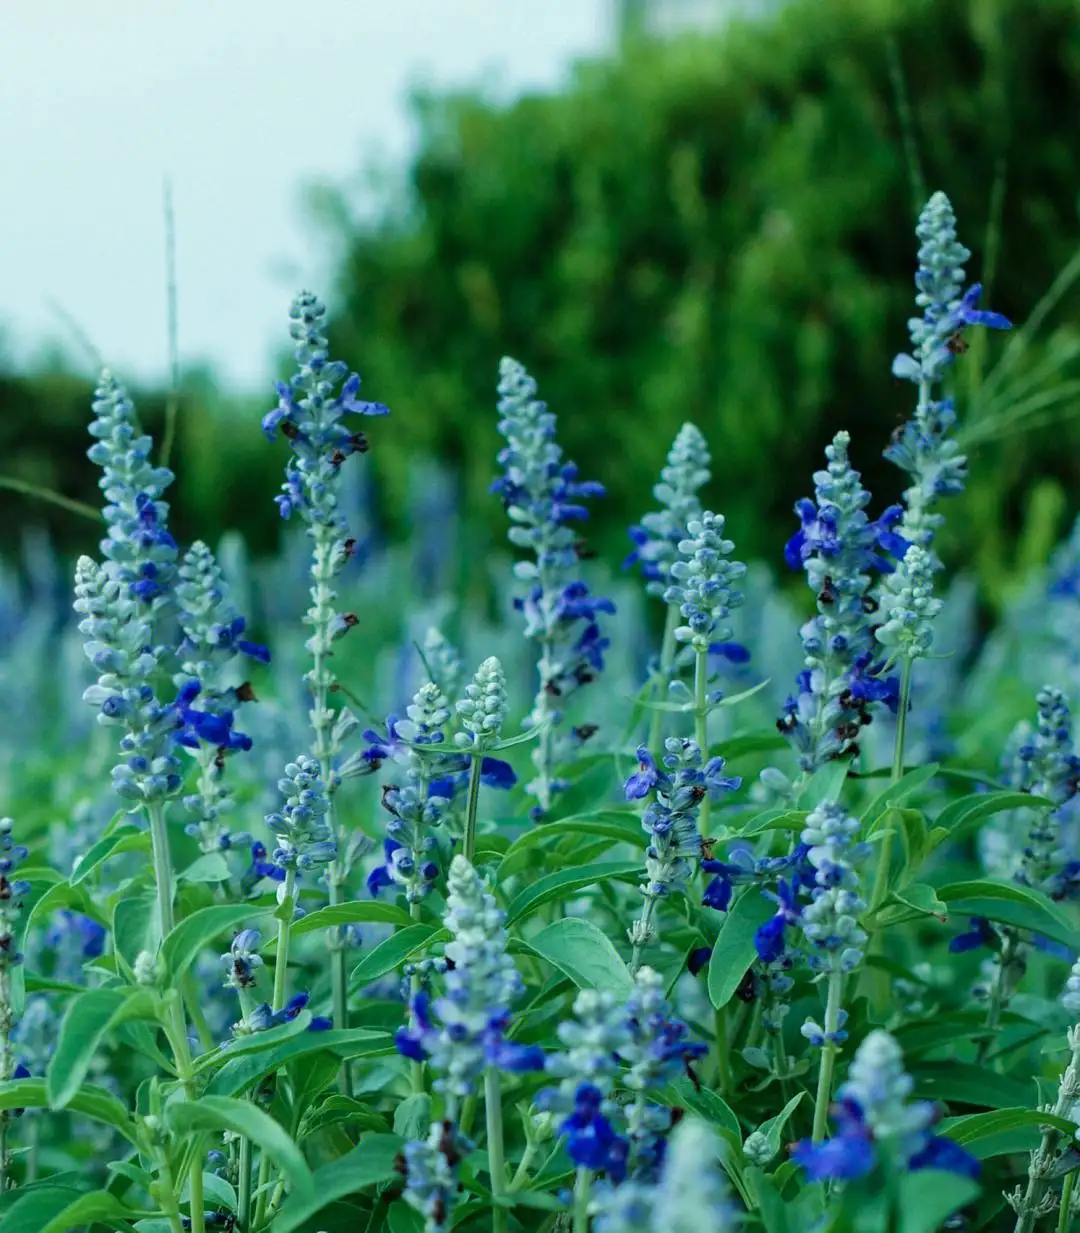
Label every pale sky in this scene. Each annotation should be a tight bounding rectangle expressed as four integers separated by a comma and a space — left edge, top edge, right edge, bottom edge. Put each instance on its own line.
2, 2, 611, 391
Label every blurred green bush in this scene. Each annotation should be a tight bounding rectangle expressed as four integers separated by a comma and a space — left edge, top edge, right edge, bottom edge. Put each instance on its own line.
4, 0, 1080, 604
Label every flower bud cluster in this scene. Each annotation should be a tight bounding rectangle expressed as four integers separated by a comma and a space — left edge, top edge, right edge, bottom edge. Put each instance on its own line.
664, 512, 745, 654
264, 756, 336, 873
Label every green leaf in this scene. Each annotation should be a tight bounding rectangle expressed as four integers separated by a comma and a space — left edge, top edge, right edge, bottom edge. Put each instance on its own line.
873, 882, 949, 926
755, 1092, 805, 1160
896, 1170, 981, 1233
721, 729, 790, 761
179, 852, 232, 883
708, 891, 774, 1010
505, 860, 641, 924
910, 1062, 1032, 1109
39, 1191, 139, 1233
207, 1029, 392, 1098
729, 807, 807, 838
524, 917, 634, 997
861, 763, 940, 831
70, 825, 149, 886
112, 893, 157, 976
394, 1092, 433, 1141
665, 1077, 741, 1142
160, 904, 269, 983
46, 987, 159, 1110
269, 1134, 403, 1232
289, 899, 415, 938
0, 1077, 136, 1141
934, 790, 1054, 840
387, 1201, 426, 1233
0, 1189, 85, 1233
497, 811, 646, 878
746, 1167, 790, 1233
349, 924, 444, 989
936, 879, 1080, 949
941, 1107, 1079, 1158
194, 1012, 314, 1073
25, 880, 106, 937
796, 759, 850, 808
167, 1096, 315, 1204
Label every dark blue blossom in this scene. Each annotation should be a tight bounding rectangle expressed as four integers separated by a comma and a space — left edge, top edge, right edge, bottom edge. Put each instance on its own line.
948, 916, 996, 954
494, 358, 613, 817
562, 1083, 629, 1175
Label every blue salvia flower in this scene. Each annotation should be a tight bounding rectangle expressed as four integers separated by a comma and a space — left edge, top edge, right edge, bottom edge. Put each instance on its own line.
174, 541, 268, 852
492, 357, 614, 818
423, 626, 464, 704
664, 512, 746, 655
792, 1029, 979, 1182
777, 432, 904, 776
221, 929, 263, 991
42, 911, 107, 983
620, 967, 708, 1178
367, 682, 456, 902
74, 555, 184, 803
798, 803, 870, 975
0, 818, 31, 1164
626, 423, 712, 596
263, 292, 388, 928
264, 755, 337, 874
402, 1120, 469, 1233
86, 370, 178, 605
624, 739, 740, 956
263, 291, 389, 524
874, 545, 943, 664
541, 988, 632, 1177
395, 855, 543, 1101
887, 191, 1010, 557
454, 656, 508, 751
1016, 686, 1080, 889
591, 1118, 741, 1233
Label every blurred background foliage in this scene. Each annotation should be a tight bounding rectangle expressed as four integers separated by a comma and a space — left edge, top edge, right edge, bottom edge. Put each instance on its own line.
3, 0, 1080, 613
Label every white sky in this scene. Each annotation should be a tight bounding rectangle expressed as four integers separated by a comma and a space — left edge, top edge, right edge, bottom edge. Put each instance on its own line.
1, 2, 610, 391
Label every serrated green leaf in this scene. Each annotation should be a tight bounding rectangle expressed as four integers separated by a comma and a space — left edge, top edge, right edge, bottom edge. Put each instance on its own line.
349, 923, 443, 989
269, 1134, 404, 1232
160, 904, 269, 983
708, 891, 774, 1010
168, 1096, 314, 1203
505, 861, 641, 924
46, 987, 159, 1110
523, 917, 634, 997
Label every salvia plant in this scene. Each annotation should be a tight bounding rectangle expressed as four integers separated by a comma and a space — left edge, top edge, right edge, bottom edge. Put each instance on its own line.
11, 190, 1080, 1233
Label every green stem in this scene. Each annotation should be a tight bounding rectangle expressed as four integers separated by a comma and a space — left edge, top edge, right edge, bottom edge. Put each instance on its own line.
977, 930, 1022, 1066
812, 971, 844, 1143
870, 658, 913, 912
273, 868, 297, 1014
573, 1166, 592, 1233
147, 802, 176, 940
463, 754, 483, 863
509, 1141, 540, 1192
408, 902, 425, 1096
485, 1067, 508, 1233
1015, 1030, 1080, 1233
647, 606, 678, 752
628, 897, 658, 977
713, 1005, 732, 1096
238, 1133, 253, 1232
1060, 1172, 1077, 1233
162, 1000, 202, 1233
694, 649, 711, 837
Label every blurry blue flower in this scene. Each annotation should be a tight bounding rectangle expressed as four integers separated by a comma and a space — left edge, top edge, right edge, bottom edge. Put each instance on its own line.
948, 916, 996, 954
